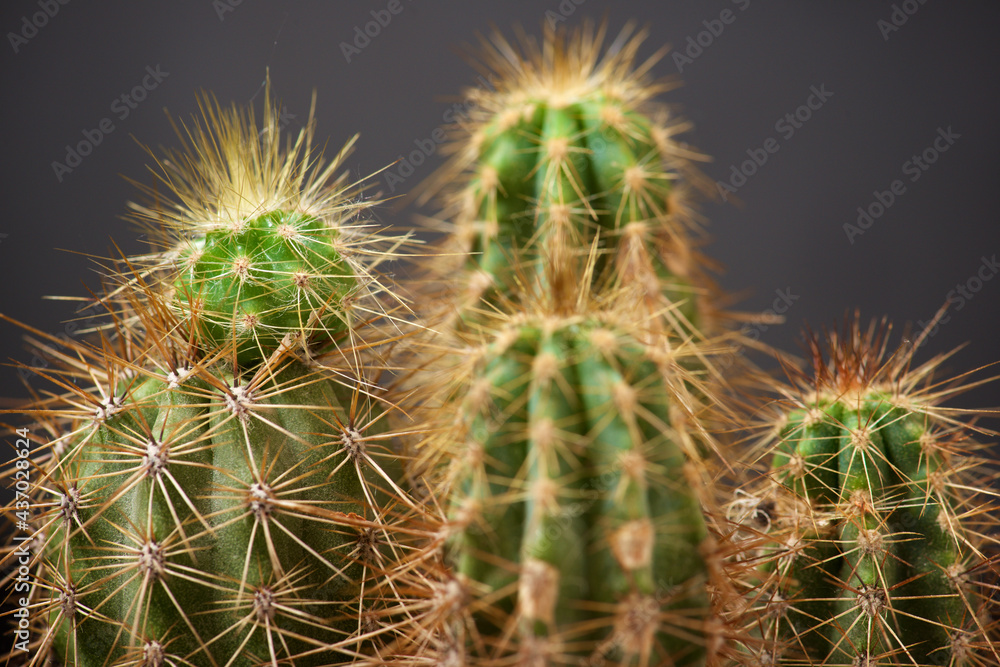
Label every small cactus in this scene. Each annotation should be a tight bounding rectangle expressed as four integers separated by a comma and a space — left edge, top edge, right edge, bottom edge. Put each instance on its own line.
171, 208, 357, 365
728, 317, 1000, 666
126, 87, 404, 367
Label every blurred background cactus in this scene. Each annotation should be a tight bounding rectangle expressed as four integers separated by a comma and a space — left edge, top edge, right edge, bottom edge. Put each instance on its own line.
410, 287, 728, 665
412, 22, 717, 338
382, 22, 743, 664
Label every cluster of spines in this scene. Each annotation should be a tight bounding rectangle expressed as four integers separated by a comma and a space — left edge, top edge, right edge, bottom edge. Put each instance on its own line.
124, 88, 410, 369
725, 317, 1000, 666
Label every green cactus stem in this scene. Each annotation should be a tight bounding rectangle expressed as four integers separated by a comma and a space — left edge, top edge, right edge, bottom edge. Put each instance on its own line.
172, 209, 356, 365
45, 355, 375, 666
418, 21, 716, 336
411, 279, 726, 666
730, 317, 1000, 667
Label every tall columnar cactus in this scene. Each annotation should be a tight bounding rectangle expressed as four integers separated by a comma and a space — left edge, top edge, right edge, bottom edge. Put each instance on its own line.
395, 275, 728, 666
4, 88, 413, 666
377, 23, 741, 666
728, 318, 1000, 667
419, 21, 716, 336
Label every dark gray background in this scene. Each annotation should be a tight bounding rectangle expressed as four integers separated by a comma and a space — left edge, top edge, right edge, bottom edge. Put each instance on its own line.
2, 1, 999, 418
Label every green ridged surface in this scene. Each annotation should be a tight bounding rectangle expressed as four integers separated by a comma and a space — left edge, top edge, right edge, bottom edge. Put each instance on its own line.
446, 317, 710, 665
766, 396, 979, 666
45, 360, 371, 667
174, 210, 354, 364
455, 95, 701, 327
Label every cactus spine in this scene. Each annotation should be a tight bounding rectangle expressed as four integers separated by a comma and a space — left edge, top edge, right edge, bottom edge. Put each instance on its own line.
728, 318, 1000, 666
7, 87, 412, 666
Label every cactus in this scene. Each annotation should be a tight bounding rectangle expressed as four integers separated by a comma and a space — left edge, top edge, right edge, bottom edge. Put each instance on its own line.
126, 88, 404, 367
728, 317, 1000, 666
374, 23, 740, 666
387, 265, 729, 666
4, 86, 413, 666
34, 336, 380, 665
170, 208, 357, 365
418, 21, 716, 337
6, 18, 999, 667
